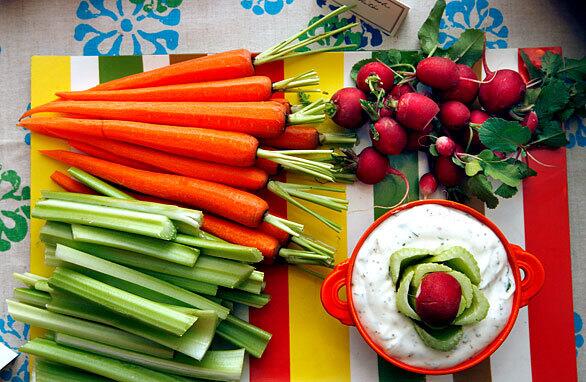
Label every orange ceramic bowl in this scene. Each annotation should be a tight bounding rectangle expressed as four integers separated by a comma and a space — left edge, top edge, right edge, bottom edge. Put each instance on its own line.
321, 200, 545, 375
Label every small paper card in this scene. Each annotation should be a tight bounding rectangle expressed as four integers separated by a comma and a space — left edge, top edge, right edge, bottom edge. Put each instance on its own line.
0, 343, 18, 371
331, 0, 409, 36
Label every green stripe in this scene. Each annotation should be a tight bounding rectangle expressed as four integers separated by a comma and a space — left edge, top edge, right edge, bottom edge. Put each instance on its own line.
98, 56, 143, 84
373, 152, 424, 381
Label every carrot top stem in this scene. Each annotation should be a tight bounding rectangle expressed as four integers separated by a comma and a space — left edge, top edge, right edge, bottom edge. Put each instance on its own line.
291, 234, 336, 257
320, 132, 357, 146
272, 70, 320, 92
278, 248, 334, 268
287, 99, 326, 125
68, 167, 132, 200
275, 181, 348, 211
263, 214, 303, 237
254, 5, 356, 65
256, 148, 335, 181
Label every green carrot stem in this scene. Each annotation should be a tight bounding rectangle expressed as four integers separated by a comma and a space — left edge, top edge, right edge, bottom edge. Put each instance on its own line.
263, 214, 303, 237
291, 235, 335, 257
320, 133, 358, 145
284, 188, 348, 211
68, 167, 132, 199
272, 70, 320, 91
287, 113, 326, 125
280, 44, 359, 60
270, 149, 334, 156
278, 248, 334, 267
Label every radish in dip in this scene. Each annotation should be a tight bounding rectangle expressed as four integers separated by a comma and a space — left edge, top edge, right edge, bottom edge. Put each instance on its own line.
351, 204, 515, 369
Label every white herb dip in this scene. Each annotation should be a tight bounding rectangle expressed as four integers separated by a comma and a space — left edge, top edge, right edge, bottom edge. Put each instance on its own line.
351, 204, 515, 369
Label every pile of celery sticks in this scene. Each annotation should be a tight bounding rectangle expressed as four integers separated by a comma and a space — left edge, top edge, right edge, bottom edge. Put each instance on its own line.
8, 168, 271, 382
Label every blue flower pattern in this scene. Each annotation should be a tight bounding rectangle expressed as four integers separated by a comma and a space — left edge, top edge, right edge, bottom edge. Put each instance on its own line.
0, 315, 29, 382
21, 104, 31, 146
75, 0, 180, 55
241, 0, 295, 16
566, 116, 586, 149
440, 0, 508, 49
576, 312, 584, 356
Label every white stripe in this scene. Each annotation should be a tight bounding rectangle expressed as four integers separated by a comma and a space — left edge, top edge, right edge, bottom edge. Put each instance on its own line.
344, 51, 380, 382
232, 304, 251, 382
142, 55, 170, 71
70, 56, 99, 91
484, 48, 532, 381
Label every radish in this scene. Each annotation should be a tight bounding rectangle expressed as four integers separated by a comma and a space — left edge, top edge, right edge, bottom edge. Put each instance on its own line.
327, 87, 368, 129
406, 129, 432, 151
369, 117, 408, 155
416, 57, 459, 90
440, 64, 479, 104
435, 136, 456, 157
390, 83, 415, 100
478, 69, 526, 114
396, 93, 439, 131
356, 61, 395, 93
469, 109, 490, 146
434, 156, 463, 187
419, 172, 438, 198
522, 111, 538, 134
440, 101, 470, 130
416, 272, 462, 328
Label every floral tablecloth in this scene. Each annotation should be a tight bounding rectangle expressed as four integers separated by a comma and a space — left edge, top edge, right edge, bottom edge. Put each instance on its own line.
0, 1, 584, 381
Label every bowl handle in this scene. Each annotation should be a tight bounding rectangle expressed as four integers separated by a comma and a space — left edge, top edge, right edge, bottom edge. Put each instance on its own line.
321, 259, 354, 326
510, 244, 545, 307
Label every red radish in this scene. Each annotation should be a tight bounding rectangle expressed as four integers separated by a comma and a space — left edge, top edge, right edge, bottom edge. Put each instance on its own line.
356, 62, 395, 93
435, 136, 456, 157
328, 87, 368, 129
353, 148, 409, 201
419, 173, 438, 198
469, 109, 491, 146
478, 69, 526, 114
396, 93, 439, 131
434, 156, 463, 187
390, 83, 415, 100
440, 101, 470, 130
440, 64, 479, 104
522, 111, 538, 134
369, 117, 408, 155
379, 106, 393, 119
405, 129, 432, 151
416, 272, 462, 328
416, 57, 459, 90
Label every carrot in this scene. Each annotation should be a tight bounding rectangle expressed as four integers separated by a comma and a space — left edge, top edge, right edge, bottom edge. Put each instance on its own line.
19, 117, 259, 167
69, 140, 162, 172
262, 125, 358, 150
269, 98, 291, 114
70, 138, 269, 191
21, 101, 287, 138
57, 76, 273, 103
202, 214, 280, 262
91, 50, 254, 91
258, 221, 290, 245
41, 150, 269, 227
50, 171, 97, 194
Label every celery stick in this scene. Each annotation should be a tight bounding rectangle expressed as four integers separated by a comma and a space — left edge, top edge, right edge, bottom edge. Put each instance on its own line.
42, 222, 253, 288
48, 293, 217, 361
21, 338, 184, 382
54, 244, 229, 319
175, 234, 262, 263
7, 300, 172, 358
218, 289, 271, 309
33, 199, 176, 240
35, 280, 54, 294
55, 333, 244, 381
221, 300, 235, 311
49, 266, 197, 336
68, 167, 133, 199
237, 276, 264, 295
141, 271, 218, 296
42, 190, 202, 233
216, 315, 272, 358
71, 224, 199, 267
13, 288, 51, 308
35, 359, 112, 382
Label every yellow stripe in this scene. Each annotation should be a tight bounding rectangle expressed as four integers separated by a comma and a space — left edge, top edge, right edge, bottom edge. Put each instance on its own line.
285, 53, 351, 382
30, 56, 70, 339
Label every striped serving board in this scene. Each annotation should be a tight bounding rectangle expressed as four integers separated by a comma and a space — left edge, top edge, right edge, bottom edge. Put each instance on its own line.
30, 49, 576, 381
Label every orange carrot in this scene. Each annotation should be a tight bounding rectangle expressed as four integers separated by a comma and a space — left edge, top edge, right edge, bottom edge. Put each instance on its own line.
202, 214, 280, 262
258, 220, 290, 245
57, 76, 273, 102
50, 171, 97, 194
41, 150, 269, 227
91, 50, 254, 91
263, 125, 320, 150
21, 101, 286, 138
19, 117, 259, 167
70, 138, 269, 191
254, 157, 280, 176
269, 98, 291, 114
69, 140, 162, 172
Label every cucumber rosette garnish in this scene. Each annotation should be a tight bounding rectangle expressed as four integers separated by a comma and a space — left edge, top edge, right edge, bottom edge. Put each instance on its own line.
390, 246, 489, 351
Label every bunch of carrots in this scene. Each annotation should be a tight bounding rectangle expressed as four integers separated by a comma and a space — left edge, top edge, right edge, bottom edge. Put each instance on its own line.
21, 5, 360, 269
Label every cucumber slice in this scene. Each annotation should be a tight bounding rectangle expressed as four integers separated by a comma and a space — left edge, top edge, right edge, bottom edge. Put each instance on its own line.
428, 247, 481, 285
412, 322, 463, 352
447, 270, 474, 309
395, 271, 420, 320
410, 263, 453, 289
389, 248, 433, 287
453, 286, 490, 325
